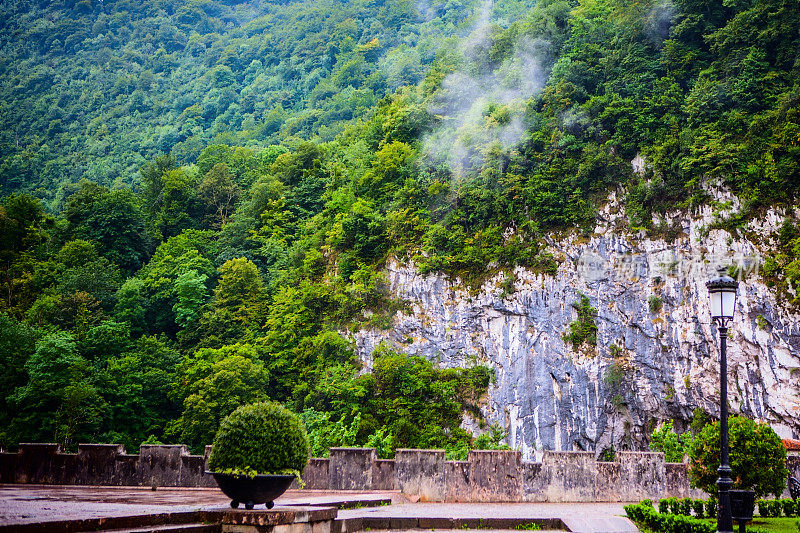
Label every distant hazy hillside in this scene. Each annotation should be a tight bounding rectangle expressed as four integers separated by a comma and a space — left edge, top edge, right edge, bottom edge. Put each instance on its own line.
0, 0, 535, 201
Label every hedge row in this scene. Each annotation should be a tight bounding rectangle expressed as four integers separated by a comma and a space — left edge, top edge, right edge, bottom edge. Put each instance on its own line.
757, 499, 800, 517
625, 501, 715, 533
642, 497, 800, 523
657, 497, 717, 519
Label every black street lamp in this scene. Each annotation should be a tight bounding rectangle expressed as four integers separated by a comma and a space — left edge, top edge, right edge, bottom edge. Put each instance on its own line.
706, 274, 739, 533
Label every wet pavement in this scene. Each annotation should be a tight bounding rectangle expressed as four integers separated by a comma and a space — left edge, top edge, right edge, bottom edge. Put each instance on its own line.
0, 484, 397, 525
0, 485, 638, 532
339, 502, 637, 533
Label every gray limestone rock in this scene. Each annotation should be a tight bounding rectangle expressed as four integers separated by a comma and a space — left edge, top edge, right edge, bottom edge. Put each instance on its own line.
350, 188, 800, 459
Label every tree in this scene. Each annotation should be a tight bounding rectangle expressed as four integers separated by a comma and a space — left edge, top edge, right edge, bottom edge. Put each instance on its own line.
198, 163, 241, 228
688, 416, 789, 497
137, 230, 218, 333
0, 313, 38, 447
99, 335, 180, 451
9, 332, 104, 449
167, 344, 270, 452
78, 320, 132, 365
199, 258, 266, 343
153, 169, 204, 239
114, 278, 147, 335
0, 194, 51, 314
55, 240, 123, 309
649, 420, 694, 462
172, 270, 209, 329
61, 181, 151, 272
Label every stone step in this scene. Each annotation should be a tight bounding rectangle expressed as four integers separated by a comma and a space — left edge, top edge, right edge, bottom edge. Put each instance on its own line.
76, 524, 219, 533
334, 516, 568, 533
282, 495, 392, 510
0, 511, 212, 533
375, 530, 567, 533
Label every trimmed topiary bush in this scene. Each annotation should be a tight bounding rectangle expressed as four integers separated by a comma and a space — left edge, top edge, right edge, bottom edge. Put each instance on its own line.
208, 402, 310, 478
691, 499, 705, 517
677, 498, 693, 516
688, 416, 788, 498
704, 496, 717, 518
757, 499, 775, 517
780, 498, 795, 517
665, 497, 677, 514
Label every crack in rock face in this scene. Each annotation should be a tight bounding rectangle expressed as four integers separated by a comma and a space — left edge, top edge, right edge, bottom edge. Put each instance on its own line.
351, 189, 800, 459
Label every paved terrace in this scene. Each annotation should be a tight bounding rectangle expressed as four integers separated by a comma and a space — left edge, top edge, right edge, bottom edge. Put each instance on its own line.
0, 485, 637, 533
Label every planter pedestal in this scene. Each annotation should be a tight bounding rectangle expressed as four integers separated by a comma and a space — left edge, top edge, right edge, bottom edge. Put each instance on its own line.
206, 471, 295, 510
730, 490, 755, 533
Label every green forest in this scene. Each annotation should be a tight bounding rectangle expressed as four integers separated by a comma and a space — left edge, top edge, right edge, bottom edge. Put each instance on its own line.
1, 0, 799, 456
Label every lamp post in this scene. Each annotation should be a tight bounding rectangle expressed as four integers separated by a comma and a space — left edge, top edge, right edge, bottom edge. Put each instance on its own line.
706, 274, 739, 533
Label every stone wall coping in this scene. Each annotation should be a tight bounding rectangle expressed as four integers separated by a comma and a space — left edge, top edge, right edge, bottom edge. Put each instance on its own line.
19, 443, 60, 450
618, 451, 665, 456
329, 447, 376, 452
469, 449, 520, 454
543, 450, 595, 456
447, 460, 470, 465
395, 448, 446, 453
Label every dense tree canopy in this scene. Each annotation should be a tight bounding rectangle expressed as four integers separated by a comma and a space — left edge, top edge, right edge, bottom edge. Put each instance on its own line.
1, 0, 798, 455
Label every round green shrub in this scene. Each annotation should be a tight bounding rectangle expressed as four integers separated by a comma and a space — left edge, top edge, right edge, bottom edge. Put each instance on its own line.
688, 416, 788, 498
208, 402, 310, 477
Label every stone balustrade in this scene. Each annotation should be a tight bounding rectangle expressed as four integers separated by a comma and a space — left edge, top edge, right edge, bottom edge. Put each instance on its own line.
2, 443, 797, 502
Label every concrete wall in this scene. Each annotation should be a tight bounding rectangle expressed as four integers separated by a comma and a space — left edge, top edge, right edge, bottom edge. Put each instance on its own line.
2, 444, 796, 503
395, 449, 446, 501
329, 448, 376, 490
0, 443, 216, 487
468, 450, 523, 502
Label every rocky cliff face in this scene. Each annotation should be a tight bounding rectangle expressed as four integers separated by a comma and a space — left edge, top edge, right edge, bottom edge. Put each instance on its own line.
351, 186, 800, 459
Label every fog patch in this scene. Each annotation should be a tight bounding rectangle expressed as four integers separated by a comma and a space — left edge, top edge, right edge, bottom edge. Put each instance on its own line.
422, 0, 550, 177
644, 0, 674, 45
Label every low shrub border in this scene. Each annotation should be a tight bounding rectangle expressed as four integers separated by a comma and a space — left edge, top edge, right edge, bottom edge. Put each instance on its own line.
624, 501, 715, 533
757, 499, 800, 518
630, 497, 800, 533
656, 498, 717, 519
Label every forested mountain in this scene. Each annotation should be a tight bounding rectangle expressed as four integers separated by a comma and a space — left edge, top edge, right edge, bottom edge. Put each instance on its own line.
0, 0, 535, 201
1, 0, 799, 454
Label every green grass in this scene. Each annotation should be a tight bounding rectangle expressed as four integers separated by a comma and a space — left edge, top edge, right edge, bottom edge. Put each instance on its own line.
697, 517, 800, 533
630, 514, 799, 533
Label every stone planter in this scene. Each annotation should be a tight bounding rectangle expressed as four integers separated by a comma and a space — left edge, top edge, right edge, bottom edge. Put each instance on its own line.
730, 489, 755, 522
207, 471, 295, 510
